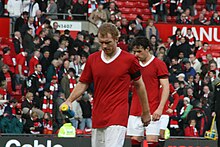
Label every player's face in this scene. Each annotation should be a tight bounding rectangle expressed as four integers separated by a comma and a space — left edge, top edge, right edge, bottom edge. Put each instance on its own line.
98, 33, 117, 56
132, 46, 147, 61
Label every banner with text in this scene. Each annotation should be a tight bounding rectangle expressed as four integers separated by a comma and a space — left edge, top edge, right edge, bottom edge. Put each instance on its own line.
50, 20, 82, 38
155, 24, 220, 44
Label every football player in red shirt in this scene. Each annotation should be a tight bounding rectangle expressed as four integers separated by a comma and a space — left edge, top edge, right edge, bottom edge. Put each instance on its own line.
61, 23, 151, 147
127, 36, 169, 147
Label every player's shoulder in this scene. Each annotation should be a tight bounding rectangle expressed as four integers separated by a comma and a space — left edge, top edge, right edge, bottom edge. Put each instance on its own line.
153, 57, 166, 65
88, 51, 101, 59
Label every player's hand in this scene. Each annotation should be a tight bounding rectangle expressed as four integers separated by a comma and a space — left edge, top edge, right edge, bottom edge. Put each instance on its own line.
59, 100, 72, 111
141, 112, 151, 127
152, 108, 162, 121
166, 108, 173, 114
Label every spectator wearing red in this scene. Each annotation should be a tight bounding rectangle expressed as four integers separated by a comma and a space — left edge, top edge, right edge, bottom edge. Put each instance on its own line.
49, 76, 59, 98
61, 68, 77, 98
2, 47, 15, 73
15, 51, 28, 85
0, 64, 15, 95
184, 119, 199, 137
29, 50, 40, 75
35, 19, 50, 36
185, 28, 195, 47
196, 42, 210, 65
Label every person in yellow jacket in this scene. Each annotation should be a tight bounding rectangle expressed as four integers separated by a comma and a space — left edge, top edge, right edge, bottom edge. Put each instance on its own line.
58, 118, 76, 138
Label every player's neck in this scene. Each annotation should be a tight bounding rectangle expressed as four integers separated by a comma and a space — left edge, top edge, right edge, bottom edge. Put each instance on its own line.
104, 48, 118, 60
142, 54, 152, 64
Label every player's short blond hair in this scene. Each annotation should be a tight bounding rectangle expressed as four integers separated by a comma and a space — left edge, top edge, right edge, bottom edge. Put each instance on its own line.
98, 23, 120, 40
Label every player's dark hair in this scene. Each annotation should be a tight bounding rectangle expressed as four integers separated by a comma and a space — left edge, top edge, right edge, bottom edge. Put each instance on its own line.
131, 36, 150, 50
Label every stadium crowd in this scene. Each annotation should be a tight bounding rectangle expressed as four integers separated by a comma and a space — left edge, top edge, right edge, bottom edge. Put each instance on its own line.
0, 0, 219, 140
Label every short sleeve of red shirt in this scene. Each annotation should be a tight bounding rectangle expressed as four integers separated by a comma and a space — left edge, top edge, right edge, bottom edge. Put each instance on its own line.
129, 57, 141, 81
157, 60, 169, 79
80, 56, 93, 83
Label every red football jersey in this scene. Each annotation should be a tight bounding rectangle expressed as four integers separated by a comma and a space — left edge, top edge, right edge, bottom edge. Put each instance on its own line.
15, 53, 27, 75
130, 56, 168, 116
80, 49, 141, 128
29, 56, 39, 75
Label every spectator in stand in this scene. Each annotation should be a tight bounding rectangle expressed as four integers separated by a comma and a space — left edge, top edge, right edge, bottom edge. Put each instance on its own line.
184, 8, 192, 20
176, 12, 192, 24
36, 19, 50, 36
149, 34, 159, 55
58, 117, 76, 137
71, 0, 87, 20
88, 3, 107, 28
171, 28, 182, 43
210, 11, 220, 25
40, 50, 51, 75
184, 119, 199, 137
7, 0, 22, 18
79, 93, 92, 130
196, 42, 210, 65
206, 0, 217, 11
181, 0, 197, 16
57, 0, 71, 17
194, 13, 210, 25
108, 13, 116, 24
186, 75, 195, 88
27, 64, 46, 108
40, 37, 51, 54
46, 59, 59, 86
180, 97, 193, 122
117, 35, 128, 52
46, 0, 57, 20
54, 92, 66, 130
145, 19, 159, 41
195, 40, 202, 51
34, 10, 45, 30
185, 28, 195, 47
0, 110, 23, 133
14, 11, 29, 32
61, 68, 77, 98
210, 70, 220, 91
183, 60, 196, 81
189, 53, 202, 73
70, 96, 82, 129
2, 47, 15, 74
29, 51, 40, 75
202, 85, 213, 105
120, 17, 129, 36
13, 31, 23, 54
177, 36, 192, 58
60, 29, 75, 51
151, 0, 167, 23
105, 1, 118, 20
208, 56, 218, 72
15, 51, 28, 89
21, 17, 35, 37
23, 111, 44, 134
23, 0, 40, 17
169, 0, 178, 16
0, 64, 15, 97
22, 27, 34, 56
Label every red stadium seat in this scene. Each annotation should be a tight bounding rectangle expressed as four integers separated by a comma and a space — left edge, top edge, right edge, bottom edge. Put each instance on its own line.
124, 1, 136, 8
115, 1, 124, 8
136, 2, 147, 8
120, 7, 131, 14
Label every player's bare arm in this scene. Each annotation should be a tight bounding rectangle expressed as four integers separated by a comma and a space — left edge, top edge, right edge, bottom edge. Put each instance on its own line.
59, 82, 89, 110
153, 78, 169, 121
133, 76, 151, 126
